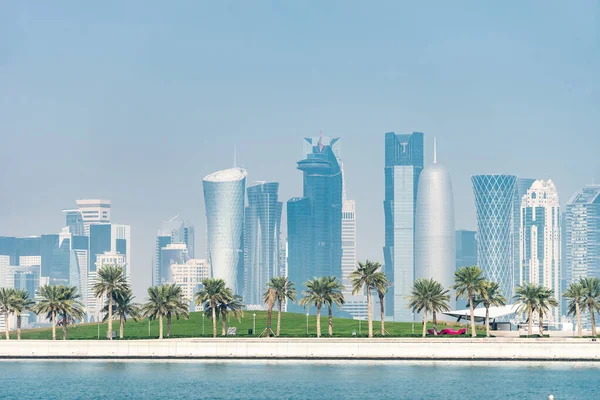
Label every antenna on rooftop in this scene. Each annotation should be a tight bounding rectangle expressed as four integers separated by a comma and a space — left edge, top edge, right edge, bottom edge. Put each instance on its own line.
433, 137, 438, 164
169, 215, 179, 222
234, 146, 237, 168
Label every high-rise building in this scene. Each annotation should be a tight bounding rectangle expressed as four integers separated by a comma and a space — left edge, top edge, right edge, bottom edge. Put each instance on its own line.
63, 209, 85, 236
171, 258, 211, 311
564, 185, 600, 284
519, 179, 561, 321
513, 178, 536, 288
287, 135, 343, 312
111, 224, 131, 281
244, 182, 283, 307
159, 243, 189, 284
74, 199, 111, 235
203, 168, 247, 295
415, 142, 455, 309
383, 132, 424, 321
456, 230, 478, 270
472, 175, 517, 299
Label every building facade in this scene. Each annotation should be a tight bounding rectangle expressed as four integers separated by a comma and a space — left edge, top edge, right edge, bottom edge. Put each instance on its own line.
519, 180, 561, 321
171, 259, 211, 311
244, 182, 283, 307
203, 168, 247, 296
456, 230, 478, 270
287, 136, 343, 312
513, 178, 536, 288
383, 132, 424, 321
415, 144, 455, 309
472, 175, 517, 299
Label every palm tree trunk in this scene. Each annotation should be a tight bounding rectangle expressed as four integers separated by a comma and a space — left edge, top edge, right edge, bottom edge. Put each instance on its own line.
221, 312, 227, 336
62, 314, 68, 340
266, 303, 273, 338
276, 301, 282, 337
422, 308, 427, 338
328, 305, 333, 336
590, 305, 597, 337
469, 291, 476, 338
485, 306, 490, 338
51, 311, 56, 340
107, 292, 113, 340
367, 288, 373, 338
576, 302, 582, 337
539, 311, 544, 337
379, 292, 385, 336
17, 315, 21, 340
211, 302, 217, 338
316, 305, 321, 338
167, 312, 172, 338
433, 311, 438, 336
528, 310, 533, 337
4, 312, 9, 340
159, 315, 163, 339
119, 315, 124, 339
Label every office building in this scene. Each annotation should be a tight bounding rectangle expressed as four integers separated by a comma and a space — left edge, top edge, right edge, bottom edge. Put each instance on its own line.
472, 175, 517, 299
415, 142, 455, 308
171, 259, 210, 311
153, 219, 195, 286
244, 182, 283, 307
383, 132, 424, 321
74, 199, 111, 235
288, 135, 343, 312
456, 230, 478, 270
513, 178, 536, 288
203, 168, 247, 295
519, 179, 561, 321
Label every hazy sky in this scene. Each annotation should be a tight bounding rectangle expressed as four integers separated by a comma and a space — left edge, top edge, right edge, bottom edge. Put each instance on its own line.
1, 1, 599, 297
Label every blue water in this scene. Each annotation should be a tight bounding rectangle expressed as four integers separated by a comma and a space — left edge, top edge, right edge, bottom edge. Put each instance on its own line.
1, 360, 597, 399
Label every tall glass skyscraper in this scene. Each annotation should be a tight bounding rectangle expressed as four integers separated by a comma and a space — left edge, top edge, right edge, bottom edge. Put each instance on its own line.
244, 182, 283, 307
203, 168, 247, 296
472, 175, 517, 299
153, 219, 195, 286
513, 178, 536, 288
287, 135, 343, 312
415, 145, 455, 310
519, 179, 561, 321
383, 132, 424, 321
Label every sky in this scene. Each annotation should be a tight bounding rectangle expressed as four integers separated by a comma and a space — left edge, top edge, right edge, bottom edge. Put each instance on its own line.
1, 1, 599, 298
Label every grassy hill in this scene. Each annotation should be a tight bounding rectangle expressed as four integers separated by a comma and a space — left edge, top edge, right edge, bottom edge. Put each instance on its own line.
19, 311, 481, 340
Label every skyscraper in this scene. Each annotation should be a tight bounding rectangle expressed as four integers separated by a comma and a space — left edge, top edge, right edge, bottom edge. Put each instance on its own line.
519, 179, 561, 322
513, 178, 536, 288
244, 182, 283, 307
472, 175, 517, 299
203, 168, 247, 295
74, 199, 111, 235
383, 132, 424, 321
415, 142, 455, 308
456, 230, 478, 270
564, 185, 600, 283
287, 135, 343, 312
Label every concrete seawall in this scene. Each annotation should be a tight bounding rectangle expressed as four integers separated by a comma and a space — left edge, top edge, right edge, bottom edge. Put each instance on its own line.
1, 338, 600, 361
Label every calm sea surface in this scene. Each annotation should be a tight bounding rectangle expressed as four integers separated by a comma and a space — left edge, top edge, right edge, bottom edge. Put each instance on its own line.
1, 360, 597, 399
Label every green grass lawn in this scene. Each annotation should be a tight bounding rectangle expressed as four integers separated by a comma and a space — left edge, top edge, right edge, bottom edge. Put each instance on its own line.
19, 311, 485, 340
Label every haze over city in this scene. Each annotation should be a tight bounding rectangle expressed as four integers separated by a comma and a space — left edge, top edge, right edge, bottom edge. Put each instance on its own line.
1, 1, 599, 298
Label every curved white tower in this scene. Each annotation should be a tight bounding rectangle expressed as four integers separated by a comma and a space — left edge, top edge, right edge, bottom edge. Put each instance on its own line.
415, 140, 456, 306
203, 167, 247, 295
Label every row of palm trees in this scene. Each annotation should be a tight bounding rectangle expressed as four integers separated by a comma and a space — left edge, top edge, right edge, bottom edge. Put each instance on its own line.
563, 277, 600, 337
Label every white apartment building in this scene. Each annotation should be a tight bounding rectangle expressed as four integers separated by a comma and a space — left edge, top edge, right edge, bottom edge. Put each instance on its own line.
76, 199, 111, 235
341, 200, 368, 320
171, 259, 210, 311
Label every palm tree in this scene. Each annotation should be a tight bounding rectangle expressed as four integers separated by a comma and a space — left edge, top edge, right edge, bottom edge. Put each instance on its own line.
164, 284, 189, 338
102, 288, 141, 339
349, 260, 385, 338
211, 290, 243, 336
473, 281, 507, 338
536, 287, 558, 337
0, 288, 15, 340
32, 285, 64, 340
373, 273, 389, 336
11, 289, 34, 340
195, 278, 228, 338
406, 278, 450, 337
141, 285, 169, 339
451, 266, 485, 338
300, 277, 327, 338
429, 280, 451, 336
564, 281, 585, 337
262, 286, 276, 338
580, 277, 600, 337
92, 264, 129, 340
267, 277, 297, 336
322, 276, 345, 337
514, 283, 540, 337
57, 285, 85, 340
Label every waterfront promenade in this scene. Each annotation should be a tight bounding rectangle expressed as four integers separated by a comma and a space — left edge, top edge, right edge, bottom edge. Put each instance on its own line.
1, 338, 599, 361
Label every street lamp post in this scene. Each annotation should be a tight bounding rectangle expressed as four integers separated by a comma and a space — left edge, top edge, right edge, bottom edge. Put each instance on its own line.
306, 312, 309, 336
412, 313, 415, 335
202, 314, 205, 336
97, 320, 100, 340
148, 319, 150, 337
253, 313, 256, 335
359, 319, 361, 336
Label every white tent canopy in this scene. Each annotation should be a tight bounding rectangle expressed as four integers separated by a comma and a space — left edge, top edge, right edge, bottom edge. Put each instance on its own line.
442, 304, 520, 322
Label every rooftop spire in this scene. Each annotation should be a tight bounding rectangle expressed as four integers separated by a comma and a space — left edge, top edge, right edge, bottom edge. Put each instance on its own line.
433, 137, 438, 164
234, 145, 237, 168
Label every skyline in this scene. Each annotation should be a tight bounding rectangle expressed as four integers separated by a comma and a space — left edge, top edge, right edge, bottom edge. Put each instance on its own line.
1, 1, 599, 298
